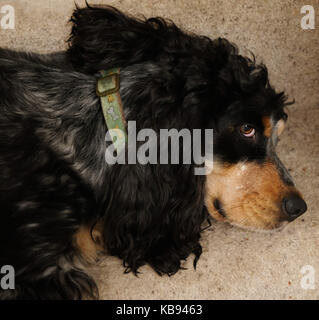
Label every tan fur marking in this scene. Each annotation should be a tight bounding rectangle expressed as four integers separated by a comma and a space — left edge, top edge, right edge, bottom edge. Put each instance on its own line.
277, 119, 285, 136
262, 116, 272, 137
205, 161, 301, 230
74, 221, 105, 263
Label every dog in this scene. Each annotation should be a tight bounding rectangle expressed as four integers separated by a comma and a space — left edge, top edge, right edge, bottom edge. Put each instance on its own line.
0, 4, 307, 299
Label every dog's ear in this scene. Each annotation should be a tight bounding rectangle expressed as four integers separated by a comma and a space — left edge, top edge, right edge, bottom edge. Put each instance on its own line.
67, 4, 180, 73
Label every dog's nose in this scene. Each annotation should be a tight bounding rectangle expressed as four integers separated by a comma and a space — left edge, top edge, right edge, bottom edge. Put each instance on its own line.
282, 195, 307, 221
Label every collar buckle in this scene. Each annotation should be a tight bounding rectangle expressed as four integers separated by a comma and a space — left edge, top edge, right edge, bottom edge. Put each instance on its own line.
96, 70, 120, 97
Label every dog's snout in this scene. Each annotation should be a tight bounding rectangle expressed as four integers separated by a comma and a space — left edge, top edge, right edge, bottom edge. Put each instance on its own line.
282, 195, 307, 221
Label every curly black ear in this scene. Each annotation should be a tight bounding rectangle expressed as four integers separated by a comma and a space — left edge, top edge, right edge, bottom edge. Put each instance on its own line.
67, 4, 181, 73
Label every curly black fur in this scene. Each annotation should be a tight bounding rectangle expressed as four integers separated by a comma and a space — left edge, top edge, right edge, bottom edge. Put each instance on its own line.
0, 4, 288, 299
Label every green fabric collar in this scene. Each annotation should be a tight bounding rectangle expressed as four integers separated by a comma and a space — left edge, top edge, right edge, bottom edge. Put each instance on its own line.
96, 68, 127, 152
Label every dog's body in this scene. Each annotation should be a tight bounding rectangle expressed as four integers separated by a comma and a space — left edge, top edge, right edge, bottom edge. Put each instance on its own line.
0, 5, 307, 299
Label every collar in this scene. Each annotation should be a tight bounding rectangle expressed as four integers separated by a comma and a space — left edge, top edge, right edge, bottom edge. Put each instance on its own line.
96, 68, 127, 152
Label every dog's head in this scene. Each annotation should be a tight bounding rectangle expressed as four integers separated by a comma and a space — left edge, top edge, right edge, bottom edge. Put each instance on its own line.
68, 5, 307, 231
204, 79, 307, 231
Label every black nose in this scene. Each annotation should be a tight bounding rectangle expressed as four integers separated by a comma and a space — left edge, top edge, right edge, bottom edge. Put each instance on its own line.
282, 195, 307, 221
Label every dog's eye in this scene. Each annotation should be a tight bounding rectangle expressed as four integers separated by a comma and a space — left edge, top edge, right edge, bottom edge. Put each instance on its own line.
240, 124, 256, 138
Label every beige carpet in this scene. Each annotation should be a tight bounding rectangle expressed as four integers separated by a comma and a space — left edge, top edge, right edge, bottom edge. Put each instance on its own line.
1, 0, 318, 299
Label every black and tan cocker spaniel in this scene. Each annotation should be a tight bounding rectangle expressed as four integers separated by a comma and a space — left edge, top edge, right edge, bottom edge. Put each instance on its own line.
0, 4, 307, 299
